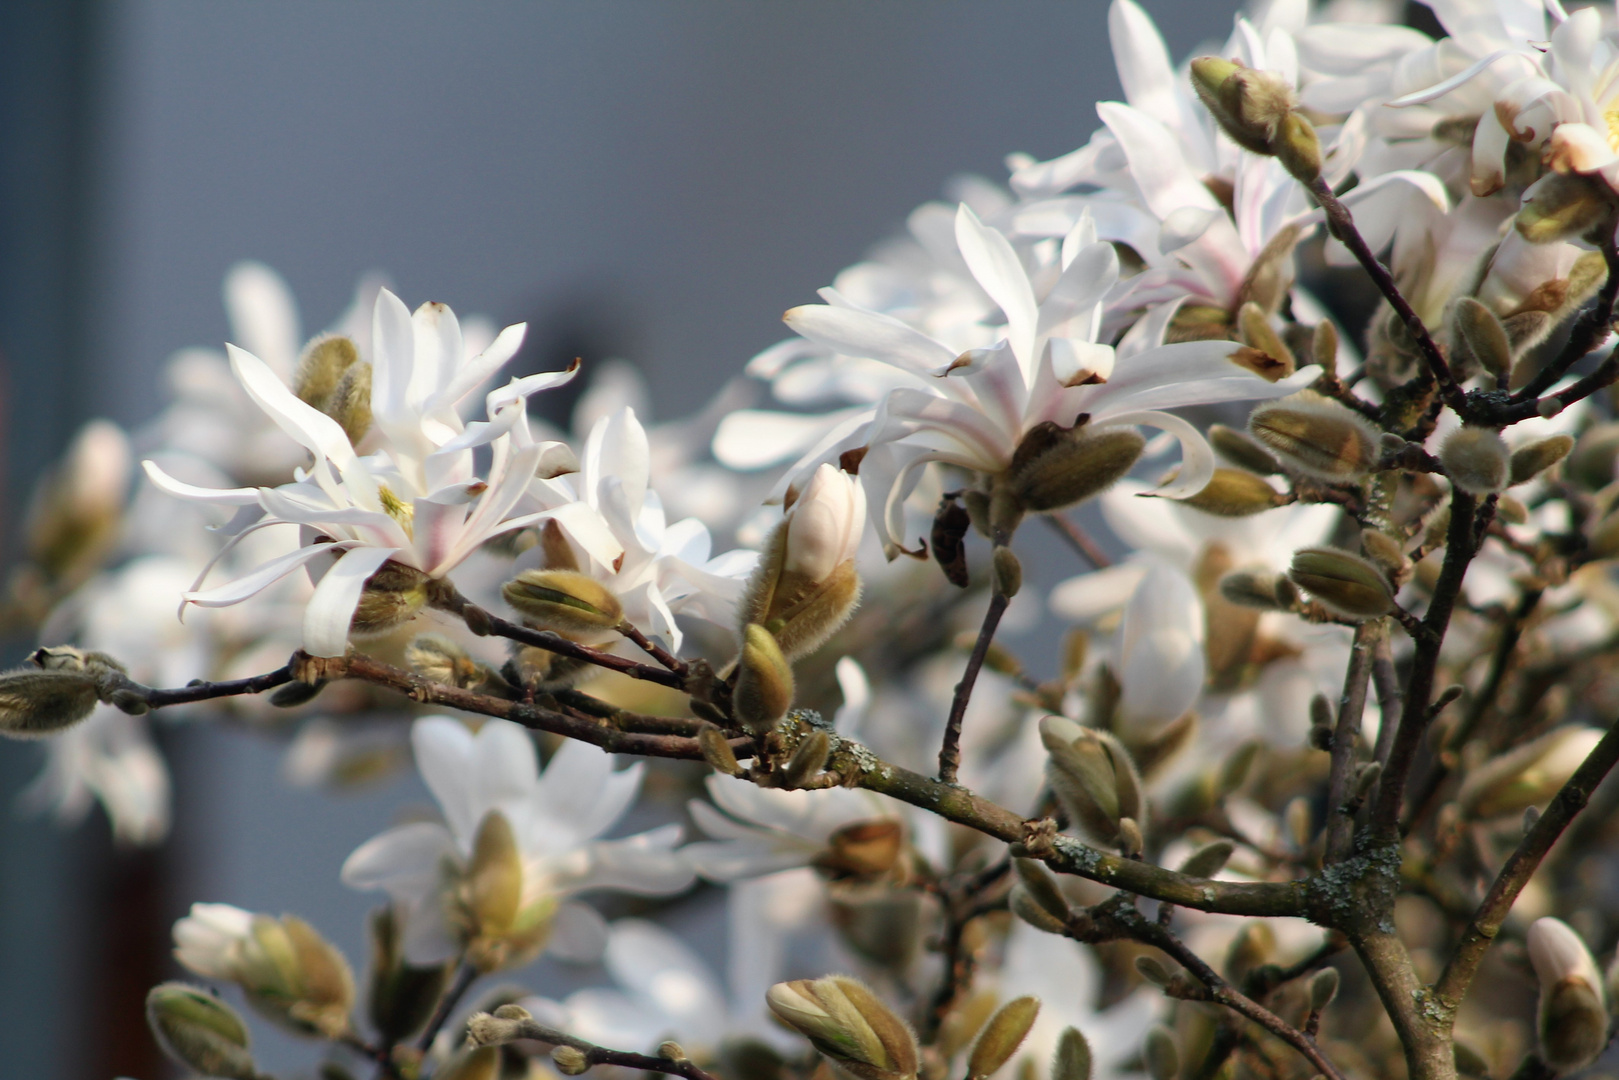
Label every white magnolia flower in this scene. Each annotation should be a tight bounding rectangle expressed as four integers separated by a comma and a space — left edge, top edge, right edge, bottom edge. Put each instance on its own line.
780, 205, 1317, 552
146, 290, 579, 656
683, 772, 902, 882
520, 406, 757, 651
341, 716, 692, 966
1113, 561, 1205, 731
171, 902, 257, 979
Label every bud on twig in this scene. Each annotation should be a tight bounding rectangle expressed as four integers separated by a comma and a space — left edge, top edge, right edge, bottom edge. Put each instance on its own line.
699, 724, 744, 776
502, 570, 624, 639
1209, 424, 1282, 475
1529, 918, 1608, 1072
552, 1045, 591, 1075
1510, 435, 1574, 486
1175, 467, 1287, 516
1052, 1027, 1093, 1080
1177, 839, 1235, 879
766, 976, 920, 1080
735, 624, 796, 732
992, 546, 1022, 599
1143, 1025, 1179, 1080
1218, 569, 1290, 611
350, 559, 431, 638
1004, 422, 1146, 518
1451, 298, 1513, 379
1457, 726, 1603, 819
1288, 547, 1396, 620
783, 730, 832, 788
1440, 427, 1510, 495
146, 983, 259, 1080
968, 996, 1041, 1078
1517, 173, 1617, 245
1308, 968, 1341, 1012
1039, 715, 1148, 851
1013, 858, 1071, 924
1249, 392, 1380, 482
1189, 57, 1296, 155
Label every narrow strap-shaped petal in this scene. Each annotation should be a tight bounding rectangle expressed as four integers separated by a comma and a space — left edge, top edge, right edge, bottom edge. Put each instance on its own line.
301, 545, 399, 657
784, 303, 955, 375
956, 203, 1039, 378
142, 459, 261, 506
185, 540, 357, 608
1094, 409, 1215, 499
1109, 0, 1182, 127
430, 321, 531, 415
224, 261, 300, 375
1387, 48, 1522, 106
226, 344, 357, 471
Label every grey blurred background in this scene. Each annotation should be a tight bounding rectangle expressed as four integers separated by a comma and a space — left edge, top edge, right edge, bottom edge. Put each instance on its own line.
0, 2, 1237, 1076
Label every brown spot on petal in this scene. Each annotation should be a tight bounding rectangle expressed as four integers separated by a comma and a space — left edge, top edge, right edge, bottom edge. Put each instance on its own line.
1227, 345, 1290, 381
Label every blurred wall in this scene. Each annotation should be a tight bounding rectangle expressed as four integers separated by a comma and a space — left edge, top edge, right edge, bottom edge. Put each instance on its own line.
0, 3, 1236, 1076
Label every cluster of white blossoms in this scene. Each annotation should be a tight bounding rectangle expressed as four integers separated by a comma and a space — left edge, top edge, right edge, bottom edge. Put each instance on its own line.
18, 3, 1619, 1080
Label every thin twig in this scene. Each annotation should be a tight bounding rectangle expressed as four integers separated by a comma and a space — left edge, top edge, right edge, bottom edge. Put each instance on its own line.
938, 590, 1010, 784
416, 960, 478, 1051
118, 665, 294, 709
616, 621, 688, 674
1370, 635, 1402, 769
477, 1016, 724, 1080
1433, 710, 1619, 1011
1043, 514, 1111, 569
1325, 620, 1383, 863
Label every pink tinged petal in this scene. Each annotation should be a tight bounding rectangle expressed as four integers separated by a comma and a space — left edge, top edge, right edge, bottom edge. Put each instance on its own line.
547, 901, 610, 963
302, 545, 400, 657
955, 204, 1039, 376
784, 304, 955, 375
1096, 410, 1216, 499
412, 717, 480, 844
341, 820, 458, 895
224, 261, 300, 375
141, 459, 261, 506
185, 541, 358, 608
226, 344, 357, 471
1109, 0, 1182, 126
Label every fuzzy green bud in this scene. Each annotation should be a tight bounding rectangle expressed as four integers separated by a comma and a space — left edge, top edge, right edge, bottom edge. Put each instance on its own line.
366, 906, 448, 1046
1190, 57, 1298, 156
1143, 1025, 1179, 1080
1005, 422, 1146, 517
1052, 1028, 1093, 1080
1177, 839, 1236, 879
1209, 423, 1281, 475
1287, 546, 1395, 620
1249, 392, 1380, 481
1275, 111, 1322, 181
735, 624, 796, 732
146, 983, 258, 1080
783, 730, 832, 788
1517, 173, 1617, 245
1440, 427, 1510, 495
1308, 968, 1341, 1012
741, 463, 864, 658
992, 546, 1022, 598
502, 569, 624, 639
1457, 726, 1603, 819
551, 1046, 591, 1076
1039, 715, 1147, 850
0, 666, 102, 738
350, 559, 430, 638
1236, 303, 1297, 377
1010, 884, 1069, 935
1218, 568, 1289, 610
1510, 435, 1574, 486
1452, 298, 1513, 378
968, 997, 1041, 1078
1012, 858, 1071, 925
1312, 320, 1339, 378
698, 724, 744, 776
766, 976, 920, 1080
1177, 467, 1287, 516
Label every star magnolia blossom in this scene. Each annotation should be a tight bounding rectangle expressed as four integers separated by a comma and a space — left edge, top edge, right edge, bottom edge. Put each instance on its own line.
145, 289, 579, 656
781, 204, 1318, 552
341, 716, 693, 966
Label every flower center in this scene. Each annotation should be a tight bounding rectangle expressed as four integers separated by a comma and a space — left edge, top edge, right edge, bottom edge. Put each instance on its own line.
1606, 105, 1619, 153
378, 484, 414, 535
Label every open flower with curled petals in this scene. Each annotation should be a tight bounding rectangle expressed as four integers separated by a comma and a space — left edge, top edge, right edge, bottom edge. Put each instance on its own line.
145, 289, 580, 656
779, 205, 1317, 553
341, 716, 693, 972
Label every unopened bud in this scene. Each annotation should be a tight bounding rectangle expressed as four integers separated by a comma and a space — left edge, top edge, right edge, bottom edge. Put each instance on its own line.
1052, 1027, 1093, 1080
1308, 968, 1341, 1012
659, 1041, 688, 1062
552, 1046, 591, 1075
351, 559, 430, 638
1312, 320, 1339, 377
1353, 761, 1382, 800
0, 666, 102, 738
1360, 529, 1410, 580
1177, 839, 1235, 879
1117, 816, 1144, 859
698, 724, 743, 776
502, 570, 624, 638
1143, 1025, 1179, 1080
1177, 467, 1286, 516
405, 634, 482, 688
1510, 435, 1574, 486
328, 361, 373, 446
1209, 424, 1281, 475
1236, 303, 1297, 377
1275, 111, 1322, 181
1285, 796, 1313, 850
766, 976, 919, 1080
1517, 173, 1617, 245
1013, 858, 1070, 923
1441, 427, 1510, 495
1007, 424, 1146, 516
991, 546, 1022, 598
367, 906, 448, 1045
269, 679, 326, 709
294, 334, 361, 409
1457, 726, 1603, 819
734, 624, 796, 733
1039, 715, 1147, 850
1190, 56, 1297, 156
146, 983, 258, 1080
1134, 956, 1174, 987
968, 997, 1041, 1078
1529, 918, 1608, 1072
1249, 392, 1380, 481
783, 730, 832, 788
1219, 741, 1261, 793
1288, 546, 1395, 619
1010, 884, 1070, 934
742, 464, 864, 659
1452, 298, 1513, 378
817, 820, 905, 878
1218, 569, 1287, 610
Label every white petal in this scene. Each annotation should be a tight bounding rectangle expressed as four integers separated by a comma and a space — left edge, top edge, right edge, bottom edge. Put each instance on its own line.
412, 717, 479, 844
341, 820, 457, 894
784, 304, 955, 374
226, 344, 357, 470
302, 545, 399, 657
224, 261, 300, 374
185, 541, 354, 608
956, 204, 1039, 377
1097, 410, 1215, 500
141, 459, 261, 506
547, 901, 610, 963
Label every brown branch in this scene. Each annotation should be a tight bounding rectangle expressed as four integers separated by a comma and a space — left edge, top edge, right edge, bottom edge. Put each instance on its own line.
118, 665, 295, 709
1433, 710, 1619, 1012
475, 1015, 724, 1080
1043, 514, 1112, 569
938, 590, 1010, 784
1325, 619, 1383, 863
616, 621, 688, 675
416, 960, 478, 1052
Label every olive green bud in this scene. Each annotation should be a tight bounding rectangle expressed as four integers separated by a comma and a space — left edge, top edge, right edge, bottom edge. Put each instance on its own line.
766, 976, 920, 1080
734, 624, 796, 733
551, 1046, 591, 1076
0, 666, 102, 738
1189, 56, 1298, 156
1360, 529, 1410, 580
350, 559, 430, 638
1249, 391, 1380, 481
1116, 816, 1144, 859
146, 983, 259, 1080
1517, 173, 1617, 245
1440, 427, 1510, 495
1134, 955, 1174, 987
1052, 1027, 1093, 1080
1010, 884, 1070, 935
501, 569, 624, 639
1312, 320, 1339, 378
1177, 839, 1235, 879
1039, 715, 1147, 851
1209, 423, 1281, 475
968, 997, 1041, 1078
1287, 546, 1395, 620
783, 730, 832, 788
992, 545, 1022, 598
1176, 467, 1287, 516
1285, 796, 1314, 850
269, 678, 326, 709
294, 334, 361, 408
1218, 568, 1287, 610
1219, 740, 1261, 794
1143, 1025, 1179, 1080
659, 1041, 688, 1062
1457, 726, 1603, 819
698, 724, 744, 776
1530, 918, 1608, 1072
328, 361, 373, 447
1510, 435, 1574, 486
1451, 298, 1513, 378
1012, 858, 1070, 924
405, 634, 483, 688
1006, 424, 1146, 516
1236, 302, 1297, 377
366, 906, 448, 1045
1308, 968, 1341, 1012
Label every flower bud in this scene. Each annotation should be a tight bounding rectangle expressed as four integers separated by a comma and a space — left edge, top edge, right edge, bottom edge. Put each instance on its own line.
1218, 569, 1289, 610
1177, 839, 1235, 879
968, 997, 1040, 1078
439, 1047, 501, 1080
1451, 298, 1513, 379
1510, 435, 1574, 486
328, 360, 374, 446
1308, 968, 1341, 1012
1039, 715, 1147, 850
1529, 918, 1608, 1072
1135, 956, 1174, 987
1177, 467, 1287, 516
1275, 111, 1322, 181
992, 546, 1022, 598
1312, 319, 1340, 378
1236, 303, 1297, 377
735, 624, 796, 732
1440, 427, 1510, 495
1209, 423, 1281, 475
1005, 423, 1146, 516
1052, 1027, 1093, 1080
146, 983, 258, 1080
366, 906, 448, 1045
766, 976, 920, 1080
1457, 726, 1603, 819
659, 1041, 688, 1062
1012, 858, 1071, 924
783, 729, 832, 788
25, 419, 131, 591
1249, 392, 1380, 481
742, 465, 864, 660
351, 559, 430, 638
817, 820, 905, 879
0, 666, 103, 738
1360, 529, 1410, 582
1143, 1025, 1179, 1080
294, 334, 361, 408
1010, 884, 1069, 934
1287, 546, 1395, 620
698, 724, 744, 776
460, 810, 525, 966
1190, 57, 1297, 156
404, 634, 484, 689
1517, 173, 1617, 245
552, 1046, 591, 1076
502, 569, 624, 639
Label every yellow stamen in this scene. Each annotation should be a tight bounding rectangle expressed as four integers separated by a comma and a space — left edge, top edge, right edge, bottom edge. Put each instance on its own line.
378, 484, 414, 536
1605, 105, 1619, 153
